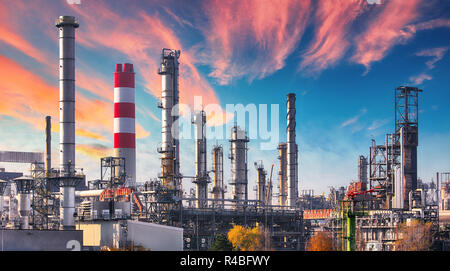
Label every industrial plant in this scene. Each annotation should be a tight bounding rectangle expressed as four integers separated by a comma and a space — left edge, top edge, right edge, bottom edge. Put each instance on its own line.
0, 15, 449, 251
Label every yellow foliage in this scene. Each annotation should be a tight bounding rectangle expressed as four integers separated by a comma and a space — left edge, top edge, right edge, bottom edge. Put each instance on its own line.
227, 225, 264, 251
306, 231, 335, 251
395, 220, 432, 251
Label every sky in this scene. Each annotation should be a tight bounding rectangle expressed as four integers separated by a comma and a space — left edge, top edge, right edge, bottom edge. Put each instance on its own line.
0, 0, 449, 200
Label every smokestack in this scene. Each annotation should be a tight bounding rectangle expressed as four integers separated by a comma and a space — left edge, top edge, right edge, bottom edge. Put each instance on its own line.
230, 125, 249, 210
192, 110, 208, 208
45, 116, 51, 175
286, 93, 298, 208
56, 16, 78, 175
158, 49, 181, 196
278, 143, 287, 206
56, 16, 81, 230
212, 145, 224, 208
114, 63, 136, 187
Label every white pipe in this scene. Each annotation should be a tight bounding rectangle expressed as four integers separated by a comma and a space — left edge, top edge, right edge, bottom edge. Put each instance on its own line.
60, 186, 75, 229
75, 189, 104, 198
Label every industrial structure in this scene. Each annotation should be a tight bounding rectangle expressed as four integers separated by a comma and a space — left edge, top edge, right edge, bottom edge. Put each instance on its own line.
278, 143, 288, 207
0, 14, 449, 252
157, 48, 181, 198
114, 63, 136, 187
286, 94, 298, 208
192, 110, 209, 209
229, 124, 250, 210
211, 145, 225, 208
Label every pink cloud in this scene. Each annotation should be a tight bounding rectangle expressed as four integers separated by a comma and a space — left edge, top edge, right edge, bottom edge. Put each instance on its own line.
200, 0, 312, 84
351, 0, 422, 72
300, 0, 366, 75
69, 2, 226, 126
406, 18, 450, 33
415, 47, 448, 69
409, 73, 432, 85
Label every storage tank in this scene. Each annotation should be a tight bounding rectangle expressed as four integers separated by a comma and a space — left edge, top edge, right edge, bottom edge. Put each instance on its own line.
13, 177, 33, 229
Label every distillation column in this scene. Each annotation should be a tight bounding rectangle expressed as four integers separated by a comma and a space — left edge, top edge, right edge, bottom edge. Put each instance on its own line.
56, 16, 81, 230
255, 161, 267, 206
230, 125, 249, 210
192, 110, 209, 208
278, 143, 287, 206
212, 145, 224, 208
358, 155, 368, 184
158, 49, 181, 196
114, 63, 136, 187
286, 93, 298, 208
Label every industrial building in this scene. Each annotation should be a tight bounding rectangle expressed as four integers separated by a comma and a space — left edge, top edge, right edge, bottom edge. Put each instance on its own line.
0, 15, 448, 252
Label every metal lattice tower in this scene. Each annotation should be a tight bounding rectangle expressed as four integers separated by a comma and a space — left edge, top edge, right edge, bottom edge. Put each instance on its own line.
394, 86, 421, 209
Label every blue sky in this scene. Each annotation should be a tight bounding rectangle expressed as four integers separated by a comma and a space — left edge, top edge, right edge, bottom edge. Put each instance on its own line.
0, 0, 449, 199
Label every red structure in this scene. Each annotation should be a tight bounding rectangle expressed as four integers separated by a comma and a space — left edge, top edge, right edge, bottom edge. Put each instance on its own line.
114, 63, 136, 187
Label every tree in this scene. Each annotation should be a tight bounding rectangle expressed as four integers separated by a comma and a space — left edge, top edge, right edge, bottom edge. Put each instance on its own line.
395, 220, 432, 251
209, 233, 233, 251
227, 225, 264, 251
306, 231, 335, 251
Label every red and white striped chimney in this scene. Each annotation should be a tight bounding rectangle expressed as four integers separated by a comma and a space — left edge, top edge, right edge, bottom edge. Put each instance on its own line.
114, 63, 136, 187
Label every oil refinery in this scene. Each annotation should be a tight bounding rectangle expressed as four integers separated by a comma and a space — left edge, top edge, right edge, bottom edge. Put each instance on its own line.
0, 13, 449, 252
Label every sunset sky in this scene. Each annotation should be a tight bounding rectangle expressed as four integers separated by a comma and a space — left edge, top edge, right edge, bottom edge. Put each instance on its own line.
0, 0, 449, 198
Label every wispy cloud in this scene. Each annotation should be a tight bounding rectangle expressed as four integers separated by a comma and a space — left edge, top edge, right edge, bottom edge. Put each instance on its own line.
0, 55, 107, 139
415, 47, 448, 69
69, 2, 230, 127
351, 0, 422, 72
341, 108, 367, 128
300, 0, 366, 75
199, 0, 311, 84
162, 6, 194, 28
136, 106, 161, 123
367, 118, 390, 131
76, 143, 111, 160
409, 73, 432, 85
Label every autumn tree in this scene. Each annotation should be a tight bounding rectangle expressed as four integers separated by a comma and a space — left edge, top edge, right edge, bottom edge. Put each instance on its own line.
306, 231, 335, 251
395, 220, 432, 251
227, 225, 264, 251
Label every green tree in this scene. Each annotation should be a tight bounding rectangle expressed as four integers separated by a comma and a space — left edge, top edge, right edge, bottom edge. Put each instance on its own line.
209, 233, 233, 251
